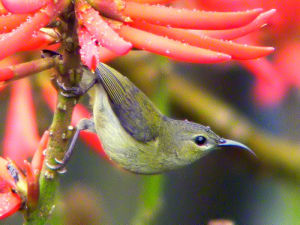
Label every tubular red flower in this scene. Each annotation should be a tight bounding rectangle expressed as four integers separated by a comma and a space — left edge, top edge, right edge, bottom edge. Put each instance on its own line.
23, 161, 39, 209
240, 58, 287, 106
18, 31, 56, 51
77, 24, 118, 68
31, 131, 49, 174
98, 46, 118, 62
123, 2, 263, 29
87, 0, 129, 21
0, 67, 13, 82
3, 79, 40, 166
275, 41, 300, 88
1, 0, 50, 14
197, 9, 276, 40
76, 0, 132, 55
0, 158, 22, 219
0, 188, 22, 219
118, 24, 231, 63
0, 5, 52, 60
77, 26, 100, 70
0, 14, 29, 34
0, 0, 67, 60
0, 58, 55, 83
131, 21, 274, 60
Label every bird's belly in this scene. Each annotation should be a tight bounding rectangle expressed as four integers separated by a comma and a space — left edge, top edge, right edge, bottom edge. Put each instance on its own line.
93, 86, 158, 174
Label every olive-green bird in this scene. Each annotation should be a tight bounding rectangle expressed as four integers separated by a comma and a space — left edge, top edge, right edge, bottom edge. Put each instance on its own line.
49, 63, 255, 174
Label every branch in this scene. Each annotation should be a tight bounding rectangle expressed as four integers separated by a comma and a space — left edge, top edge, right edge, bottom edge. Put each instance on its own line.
24, 3, 83, 224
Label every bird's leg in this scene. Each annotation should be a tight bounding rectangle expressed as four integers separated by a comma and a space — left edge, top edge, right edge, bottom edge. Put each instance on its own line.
56, 78, 98, 98
46, 119, 96, 171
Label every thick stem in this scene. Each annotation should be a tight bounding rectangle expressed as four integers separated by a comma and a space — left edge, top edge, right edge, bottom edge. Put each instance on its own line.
24, 3, 82, 224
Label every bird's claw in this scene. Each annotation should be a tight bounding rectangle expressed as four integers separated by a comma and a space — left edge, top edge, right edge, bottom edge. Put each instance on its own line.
54, 157, 64, 165
46, 158, 66, 172
55, 79, 83, 98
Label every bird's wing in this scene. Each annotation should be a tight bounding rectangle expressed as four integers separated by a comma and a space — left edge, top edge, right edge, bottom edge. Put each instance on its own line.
95, 63, 161, 142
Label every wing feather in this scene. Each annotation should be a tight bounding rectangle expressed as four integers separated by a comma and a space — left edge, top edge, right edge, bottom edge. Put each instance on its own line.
95, 63, 162, 142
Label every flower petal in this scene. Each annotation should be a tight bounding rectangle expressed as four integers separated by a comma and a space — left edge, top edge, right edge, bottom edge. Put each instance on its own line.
0, 1, 65, 60
197, 9, 276, 40
3, 79, 40, 166
123, 2, 263, 29
31, 130, 49, 174
0, 190, 21, 219
240, 59, 288, 106
0, 14, 29, 34
18, 31, 56, 51
275, 41, 300, 88
1, 0, 49, 14
131, 21, 274, 60
75, 0, 132, 55
0, 7, 51, 60
78, 26, 100, 70
118, 25, 231, 63
0, 58, 55, 83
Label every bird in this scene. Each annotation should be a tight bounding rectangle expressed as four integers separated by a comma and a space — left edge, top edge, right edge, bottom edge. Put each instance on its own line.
48, 63, 255, 174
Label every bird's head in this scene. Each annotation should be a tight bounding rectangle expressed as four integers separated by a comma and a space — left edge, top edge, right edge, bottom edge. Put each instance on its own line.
164, 119, 255, 168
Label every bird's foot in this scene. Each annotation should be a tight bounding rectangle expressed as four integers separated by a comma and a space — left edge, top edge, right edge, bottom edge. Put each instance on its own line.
55, 79, 85, 98
46, 158, 67, 174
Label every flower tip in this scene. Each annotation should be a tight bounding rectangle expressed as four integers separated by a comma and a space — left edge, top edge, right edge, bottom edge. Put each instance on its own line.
266, 46, 275, 53
0, 191, 22, 220
215, 53, 231, 63
260, 9, 277, 19
91, 55, 98, 72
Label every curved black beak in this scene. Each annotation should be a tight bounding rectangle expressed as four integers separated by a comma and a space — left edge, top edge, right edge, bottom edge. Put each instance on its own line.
218, 139, 256, 157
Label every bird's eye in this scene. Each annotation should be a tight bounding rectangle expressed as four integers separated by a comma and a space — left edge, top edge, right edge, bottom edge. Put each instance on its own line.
194, 136, 207, 146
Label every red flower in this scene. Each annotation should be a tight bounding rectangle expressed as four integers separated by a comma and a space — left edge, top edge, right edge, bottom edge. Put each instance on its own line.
194, 0, 300, 106
0, 157, 22, 219
0, 0, 274, 69
0, 131, 49, 219
3, 79, 40, 166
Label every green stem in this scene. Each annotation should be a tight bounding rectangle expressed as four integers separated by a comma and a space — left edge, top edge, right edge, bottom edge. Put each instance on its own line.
24, 3, 82, 224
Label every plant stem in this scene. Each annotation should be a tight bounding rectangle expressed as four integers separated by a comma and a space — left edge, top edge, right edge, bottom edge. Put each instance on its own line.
24, 3, 82, 224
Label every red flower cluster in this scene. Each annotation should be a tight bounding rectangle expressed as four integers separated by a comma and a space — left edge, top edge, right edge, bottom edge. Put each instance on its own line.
196, 0, 300, 106
0, 0, 275, 71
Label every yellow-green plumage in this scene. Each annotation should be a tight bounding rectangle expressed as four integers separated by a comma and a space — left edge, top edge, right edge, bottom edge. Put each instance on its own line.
88, 64, 229, 174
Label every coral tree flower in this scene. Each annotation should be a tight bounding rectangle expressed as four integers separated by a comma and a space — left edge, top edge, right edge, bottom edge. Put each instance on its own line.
195, 0, 300, 106
75, 0, 275, 69
0, 0, 275, 159
0, 131, 49, 219
0, 0, 274, 68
